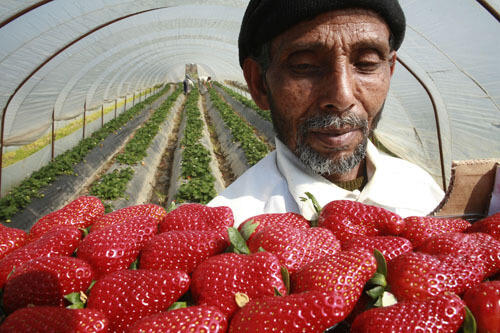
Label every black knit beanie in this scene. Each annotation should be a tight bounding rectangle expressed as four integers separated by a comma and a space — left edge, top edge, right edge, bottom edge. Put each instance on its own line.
238, 0, 406, 67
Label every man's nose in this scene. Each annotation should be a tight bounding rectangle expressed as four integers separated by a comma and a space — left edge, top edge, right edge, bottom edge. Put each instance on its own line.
318, 62, 355, 113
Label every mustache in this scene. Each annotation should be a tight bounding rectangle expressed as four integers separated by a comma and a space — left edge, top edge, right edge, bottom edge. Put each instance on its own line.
299, 112, 368, 135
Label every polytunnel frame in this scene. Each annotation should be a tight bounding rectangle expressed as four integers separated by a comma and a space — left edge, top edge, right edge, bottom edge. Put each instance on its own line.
0, 5, 176, 196
0, 0, 498, 198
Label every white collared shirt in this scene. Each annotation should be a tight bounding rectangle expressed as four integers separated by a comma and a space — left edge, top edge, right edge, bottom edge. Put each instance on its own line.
208, 138, 445, 227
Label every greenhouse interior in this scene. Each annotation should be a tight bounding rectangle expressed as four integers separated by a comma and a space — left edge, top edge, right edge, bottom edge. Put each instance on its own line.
0, 0, 499, 331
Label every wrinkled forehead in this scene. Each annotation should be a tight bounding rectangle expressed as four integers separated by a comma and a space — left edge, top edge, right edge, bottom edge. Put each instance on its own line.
271, 9, 392, 57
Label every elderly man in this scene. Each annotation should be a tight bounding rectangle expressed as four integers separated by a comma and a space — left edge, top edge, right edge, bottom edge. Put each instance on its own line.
208, 0, 444, 225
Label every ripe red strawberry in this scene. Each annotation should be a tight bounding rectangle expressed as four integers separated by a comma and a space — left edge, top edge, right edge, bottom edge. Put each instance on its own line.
318, 200, 405, 241
126, 305, 228, 333
387, 251, 487, 302
350, 292, 466, 333
77, 215, 158, 278
237, 212, 310, 241
159, 203, 233, 240
247, 224, 340, 273
140, 230, 228, 273
2, 255, 94, 314
400, 215, 471, 247
90, 203, 167, 231
0, 226, 82, 288
341, 235, 413, 262
0, 224, 28, 260
191, 252, 287, 317
467, 212, 500, 241
291, 249, 377, 296
0, 306, 109, 333
463, 280, 500, 333
86, 269, 190, 332
29, 196, 104, 240
417, 231, 500, 277
229, 291, 355, 332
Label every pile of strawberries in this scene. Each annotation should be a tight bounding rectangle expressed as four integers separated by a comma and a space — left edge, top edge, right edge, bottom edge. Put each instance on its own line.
0, 195, 498, 332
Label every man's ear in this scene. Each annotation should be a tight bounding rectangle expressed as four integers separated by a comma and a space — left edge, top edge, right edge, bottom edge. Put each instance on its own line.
389, 52, 397, 76
242, 58, 270, 110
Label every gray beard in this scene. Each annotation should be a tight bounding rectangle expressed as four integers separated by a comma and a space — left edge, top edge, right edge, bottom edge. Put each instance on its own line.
295, 113, 369, 176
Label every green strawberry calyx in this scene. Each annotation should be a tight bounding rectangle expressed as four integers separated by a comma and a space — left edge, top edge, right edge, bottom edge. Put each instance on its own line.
300, 192, 321, 227
366, 249, 396, 308
239, 219, 259, 241
461, 305, 477, 333
227, 227, 251, 254
65, 291, 87, 309
168, 302, 187, 310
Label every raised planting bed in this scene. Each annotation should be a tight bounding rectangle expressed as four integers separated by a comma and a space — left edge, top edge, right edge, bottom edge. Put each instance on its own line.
89, 86, 184, 211
167, 87, 224, 206
1, 85, 174, 230
214, 83, 276, 147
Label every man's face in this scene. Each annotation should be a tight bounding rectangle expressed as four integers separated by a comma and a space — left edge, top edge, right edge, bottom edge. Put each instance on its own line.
257, 9, 396, 176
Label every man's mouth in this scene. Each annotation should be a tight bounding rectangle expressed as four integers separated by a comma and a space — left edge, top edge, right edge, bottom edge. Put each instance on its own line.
309, 127, 361, 149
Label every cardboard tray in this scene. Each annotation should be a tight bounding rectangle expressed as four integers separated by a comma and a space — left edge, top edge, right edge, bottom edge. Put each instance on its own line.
431, 159, 500, 221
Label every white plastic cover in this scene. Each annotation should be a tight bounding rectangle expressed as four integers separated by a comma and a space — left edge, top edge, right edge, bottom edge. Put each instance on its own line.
0, 0, 499, 191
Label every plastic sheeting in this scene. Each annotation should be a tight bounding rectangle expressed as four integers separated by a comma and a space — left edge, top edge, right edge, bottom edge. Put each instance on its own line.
0, 0, 499, 192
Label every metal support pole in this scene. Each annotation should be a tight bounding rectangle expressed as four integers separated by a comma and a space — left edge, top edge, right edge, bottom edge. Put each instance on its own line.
124, 96, 127, 112
101, 105, 104, 128
51, 107, 55, 160
133, 92, 135, 106
114, 99, 117, 119
83, 100, 87, 140
0, 141, 3, 198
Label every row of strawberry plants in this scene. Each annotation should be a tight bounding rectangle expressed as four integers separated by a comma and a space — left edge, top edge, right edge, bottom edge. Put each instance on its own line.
89, 85, 183, 208
0, 85, 171, 222
214, 81, 272, 122
208, 87, 269, 166
175, 88, 216, 204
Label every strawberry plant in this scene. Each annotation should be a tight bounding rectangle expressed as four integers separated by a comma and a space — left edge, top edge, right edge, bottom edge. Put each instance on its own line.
89, 167, 134, 201
214, 81, 272, 122
117, 87, 182, 165
208, 87, 269, 166
175, 88, 216, 204
0, 84, 172, 222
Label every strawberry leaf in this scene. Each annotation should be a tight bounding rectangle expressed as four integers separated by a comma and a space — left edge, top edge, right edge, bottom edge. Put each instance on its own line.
369, 272, 387, 288
461, 306, 477, 333
373, 249, 387, 277
274, 287, 283, 296
301, 192, 322, 214
228, 227, 250, 255
366, 286, 385, 300
64, 292, 86, 309
281, 266, 290, 295
86, 280, 96, 294
168, 302, 187, 310
129, 258, 139, 270
240, 219, 259, 241
167, 201, 177, 213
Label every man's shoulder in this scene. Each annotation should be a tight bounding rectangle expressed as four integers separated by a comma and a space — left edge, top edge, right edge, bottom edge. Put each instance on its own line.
207, 150, 296, 225
208, 151, 284, 201
376, 151, 439, 182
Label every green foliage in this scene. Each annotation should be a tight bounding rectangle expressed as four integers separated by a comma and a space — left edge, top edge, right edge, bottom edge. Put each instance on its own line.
175, 88, 216, 205
208, 87, 269, 166
89, 167, 134, 200
214, 82, 272, 122
0, 85, 172, 222
117, 87, 183, 165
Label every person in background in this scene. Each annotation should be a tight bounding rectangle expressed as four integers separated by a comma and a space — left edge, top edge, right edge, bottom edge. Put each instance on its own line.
208, 0, 444, 226
183, 76, 189, 95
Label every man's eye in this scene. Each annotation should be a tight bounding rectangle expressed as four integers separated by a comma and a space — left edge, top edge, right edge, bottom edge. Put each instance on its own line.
355, 61, 382, 73
290, 63, 319, 73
